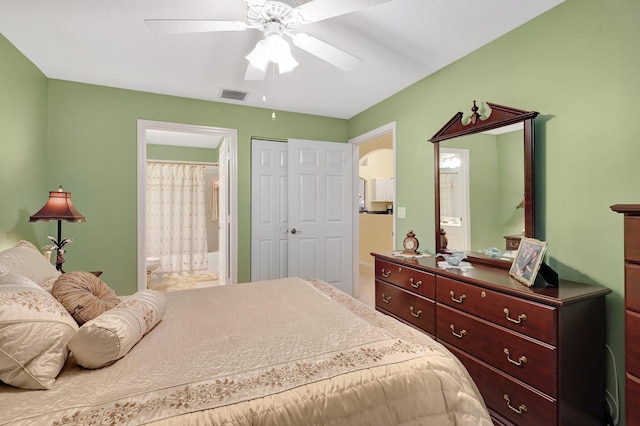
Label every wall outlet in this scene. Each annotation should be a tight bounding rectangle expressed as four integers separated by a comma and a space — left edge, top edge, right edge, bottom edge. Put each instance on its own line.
398, 207, 406, 218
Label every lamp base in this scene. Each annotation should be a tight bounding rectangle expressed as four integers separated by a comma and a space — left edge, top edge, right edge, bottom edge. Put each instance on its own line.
55, 250, 65, 273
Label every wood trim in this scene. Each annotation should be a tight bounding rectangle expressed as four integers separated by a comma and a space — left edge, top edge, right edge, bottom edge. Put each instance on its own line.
430, 101, 539, 269
429, 102, 539, 143
611, 204, 640, 215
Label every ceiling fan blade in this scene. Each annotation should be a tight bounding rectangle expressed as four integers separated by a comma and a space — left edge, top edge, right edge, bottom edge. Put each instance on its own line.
293, 0, 391, 24
145, 19, 249, 34
291, 33, 361, 72
244, 63, 266, 80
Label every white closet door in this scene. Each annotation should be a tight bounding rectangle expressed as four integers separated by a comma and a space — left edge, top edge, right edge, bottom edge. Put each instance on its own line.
250, 138, 354, 295
287, 138, 353, 295
251, 140, 289, 281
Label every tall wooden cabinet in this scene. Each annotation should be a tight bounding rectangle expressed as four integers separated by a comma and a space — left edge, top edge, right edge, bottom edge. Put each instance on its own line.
611, 204, 640, 426
372, 252, 611, 426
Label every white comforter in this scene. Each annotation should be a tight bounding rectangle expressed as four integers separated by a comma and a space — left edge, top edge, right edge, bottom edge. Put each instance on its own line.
0, 277, 491, 425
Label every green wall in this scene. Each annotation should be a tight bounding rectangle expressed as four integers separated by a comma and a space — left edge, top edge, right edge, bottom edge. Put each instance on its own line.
0, 34, 348, 293
0, 35, 48, 249
44, 81, 348, 292
349, 0, 639, 423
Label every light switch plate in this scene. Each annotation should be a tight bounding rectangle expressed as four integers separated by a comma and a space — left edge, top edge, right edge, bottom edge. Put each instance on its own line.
398, 207, 406, 218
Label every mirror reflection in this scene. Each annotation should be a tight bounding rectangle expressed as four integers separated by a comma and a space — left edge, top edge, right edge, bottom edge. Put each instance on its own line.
431, 101, 538, 267
439, 126, 524, 253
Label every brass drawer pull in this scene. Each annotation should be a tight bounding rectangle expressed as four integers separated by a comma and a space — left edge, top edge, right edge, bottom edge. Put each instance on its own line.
381, 269, 391, 278
450, 291, 466, 304
410, 277, 422, 288
450, 324, 466, 339
503, 308, 527, 324
504, 394, 527, 414
504, 348, 527, 366
381, 293, 392, 303
410, 306, 422, 318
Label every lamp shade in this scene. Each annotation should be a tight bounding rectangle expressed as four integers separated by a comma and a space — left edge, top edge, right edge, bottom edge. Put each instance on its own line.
29, 186, 85, 223
245, 40, 269, 72
245, 29, 299, 74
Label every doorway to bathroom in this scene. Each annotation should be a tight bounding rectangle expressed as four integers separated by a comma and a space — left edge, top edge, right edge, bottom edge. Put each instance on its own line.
136, 120, 238, 291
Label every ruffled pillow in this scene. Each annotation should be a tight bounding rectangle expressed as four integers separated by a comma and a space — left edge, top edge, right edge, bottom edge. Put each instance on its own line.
0, 272, 78, 389
52, 271, 121, 325
0, 240, 60, 292
68, 290, 166, 369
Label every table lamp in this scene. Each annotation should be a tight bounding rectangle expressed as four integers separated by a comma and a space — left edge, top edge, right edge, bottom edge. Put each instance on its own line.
29, 186, 85, 272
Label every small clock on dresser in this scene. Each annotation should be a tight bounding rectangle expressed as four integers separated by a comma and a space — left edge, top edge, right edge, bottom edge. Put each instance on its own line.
402, 230, 419, 255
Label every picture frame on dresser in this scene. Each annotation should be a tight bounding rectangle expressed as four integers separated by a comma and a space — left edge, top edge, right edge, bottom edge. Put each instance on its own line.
509, 237, 547, 287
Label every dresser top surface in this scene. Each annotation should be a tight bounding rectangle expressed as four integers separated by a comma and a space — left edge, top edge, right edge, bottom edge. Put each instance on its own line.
611, 204, 640, 215
372, 252, 611, 305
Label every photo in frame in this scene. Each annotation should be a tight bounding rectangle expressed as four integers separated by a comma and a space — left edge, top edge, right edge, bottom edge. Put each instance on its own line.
509, 237, 548, 287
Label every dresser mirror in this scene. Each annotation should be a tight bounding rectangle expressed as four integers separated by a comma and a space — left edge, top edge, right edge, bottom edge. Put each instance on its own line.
429, 101, 538, 268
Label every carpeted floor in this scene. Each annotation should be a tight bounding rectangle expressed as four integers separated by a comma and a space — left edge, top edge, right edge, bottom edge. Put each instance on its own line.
358, 263, 375, 308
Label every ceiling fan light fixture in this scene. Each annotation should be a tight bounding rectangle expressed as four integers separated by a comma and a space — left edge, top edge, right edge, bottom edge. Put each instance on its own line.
265, 33, 295, 64
276, 50, 298, 73
245, 40, 269, 72
246, 31, 299, 74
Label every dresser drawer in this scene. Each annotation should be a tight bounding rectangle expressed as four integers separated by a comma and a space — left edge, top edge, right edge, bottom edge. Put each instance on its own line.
626, 263, 640, 312
375, 259, 435, 299
627, 373, 640, 426
375, 280, 435, 335
437, 304, 556, 396
436, 276, 556, 345
445, 343, 557, 426
625, 216, 640, 262
627, 310, 640, 378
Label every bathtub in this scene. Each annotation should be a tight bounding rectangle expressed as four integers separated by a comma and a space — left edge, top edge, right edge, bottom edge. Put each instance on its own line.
207, 251, 219, 275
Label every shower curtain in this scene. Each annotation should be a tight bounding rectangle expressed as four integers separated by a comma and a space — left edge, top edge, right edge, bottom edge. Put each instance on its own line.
146, 162, 208, 275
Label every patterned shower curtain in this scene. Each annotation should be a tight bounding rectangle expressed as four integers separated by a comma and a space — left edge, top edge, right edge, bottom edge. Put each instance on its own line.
146, 162, 208, 275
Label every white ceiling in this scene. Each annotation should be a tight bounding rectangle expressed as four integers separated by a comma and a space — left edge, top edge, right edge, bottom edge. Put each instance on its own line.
0, 0, 563, 119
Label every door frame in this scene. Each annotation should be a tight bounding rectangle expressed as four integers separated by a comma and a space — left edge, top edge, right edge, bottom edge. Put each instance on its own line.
439, 147, 471, 250
136, 119, 238, 291
348, 122, 397, 298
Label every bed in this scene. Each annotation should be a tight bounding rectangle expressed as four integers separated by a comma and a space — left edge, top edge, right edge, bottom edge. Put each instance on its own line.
0, 242, 491, 425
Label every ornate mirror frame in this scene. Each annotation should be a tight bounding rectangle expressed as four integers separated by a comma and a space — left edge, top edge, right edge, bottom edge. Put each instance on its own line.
429, 101, 539, 268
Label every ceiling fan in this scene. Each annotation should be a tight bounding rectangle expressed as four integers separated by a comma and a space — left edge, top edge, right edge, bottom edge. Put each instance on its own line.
145, 0, 391, 80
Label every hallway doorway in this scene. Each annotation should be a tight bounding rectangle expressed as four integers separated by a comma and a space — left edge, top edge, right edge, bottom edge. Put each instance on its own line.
349, 122, 396, 298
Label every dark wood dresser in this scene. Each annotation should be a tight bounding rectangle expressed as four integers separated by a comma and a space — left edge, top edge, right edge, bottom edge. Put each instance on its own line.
611, 204, 640, 426
372, 252, 611, 426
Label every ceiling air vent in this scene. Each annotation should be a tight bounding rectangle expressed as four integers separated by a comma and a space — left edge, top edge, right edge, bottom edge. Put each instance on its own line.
220, 89, 248, 101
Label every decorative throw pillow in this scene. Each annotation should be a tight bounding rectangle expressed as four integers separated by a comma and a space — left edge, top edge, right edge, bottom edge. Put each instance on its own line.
68, 289, 167, 369
0, 272, 78, 389
52, 271, 121, 325
0, 240, 60, 292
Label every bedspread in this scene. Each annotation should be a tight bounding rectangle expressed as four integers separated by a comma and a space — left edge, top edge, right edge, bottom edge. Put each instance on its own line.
0, 277, 491, 425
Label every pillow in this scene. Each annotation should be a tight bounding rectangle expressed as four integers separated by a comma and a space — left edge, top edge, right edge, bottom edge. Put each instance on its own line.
68, 290, 166, 369
52, 271, 121, 325
0, 272, 78, 390
0, 240, 61, 292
